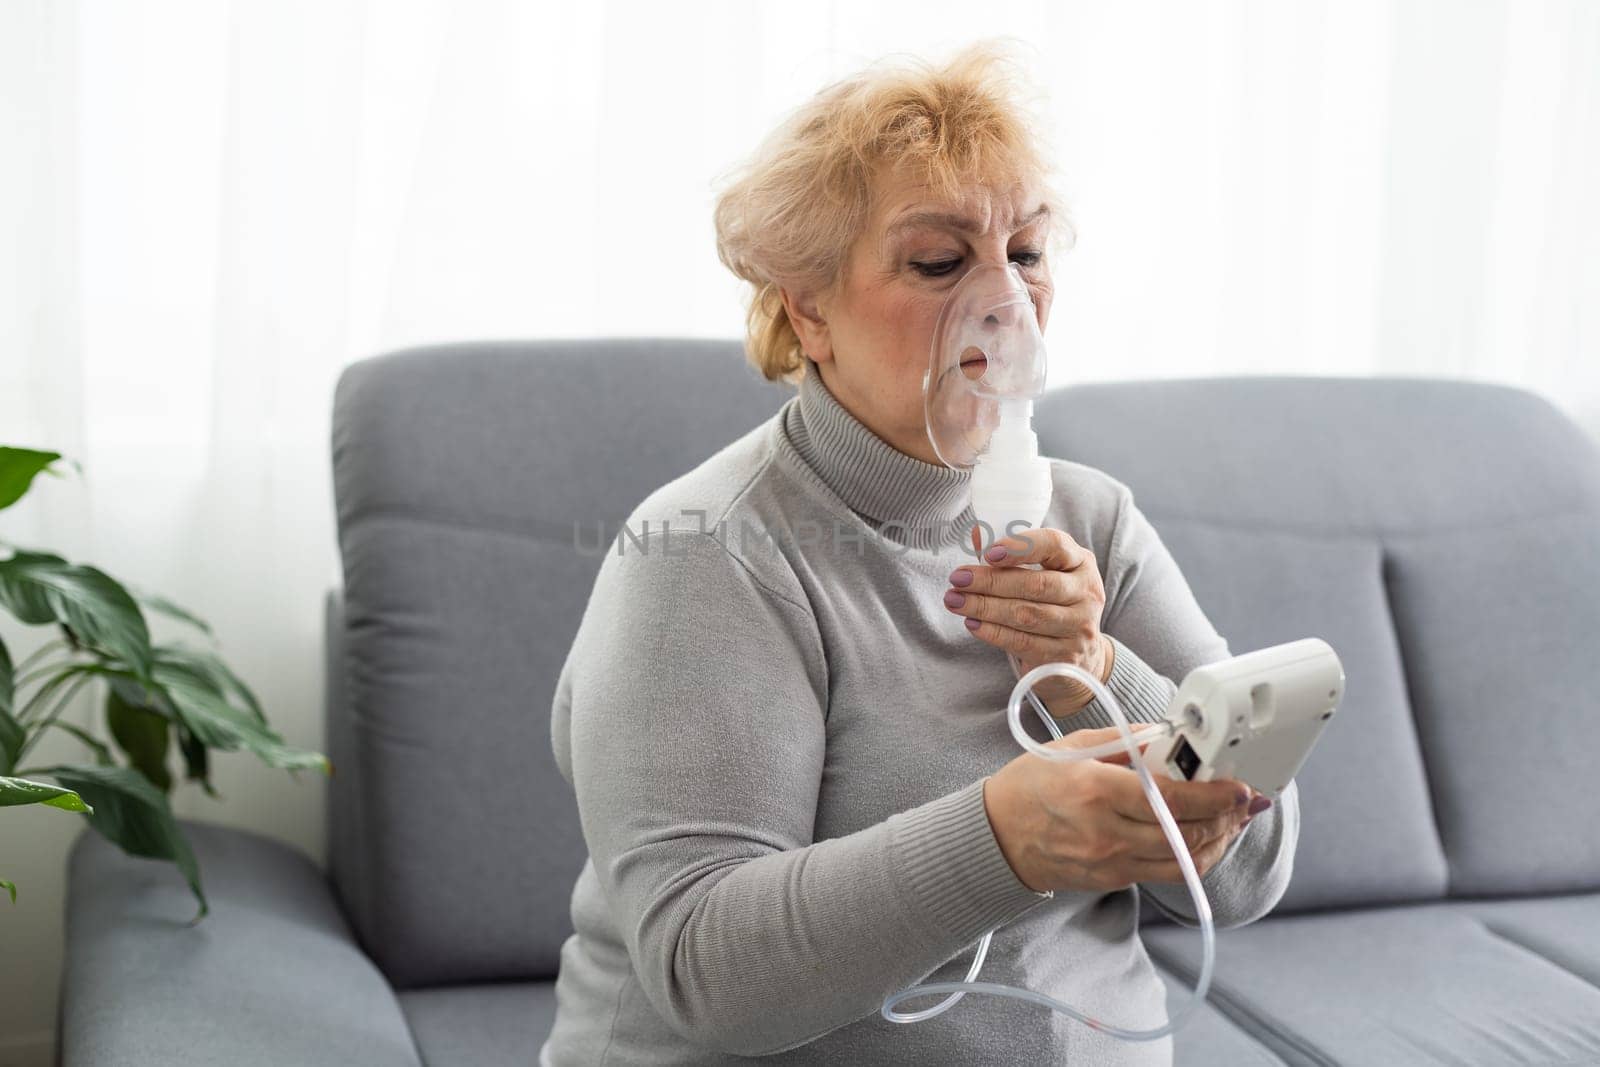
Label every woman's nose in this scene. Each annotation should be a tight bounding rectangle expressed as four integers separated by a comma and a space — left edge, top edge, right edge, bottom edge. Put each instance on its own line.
983, 302, 1025, 330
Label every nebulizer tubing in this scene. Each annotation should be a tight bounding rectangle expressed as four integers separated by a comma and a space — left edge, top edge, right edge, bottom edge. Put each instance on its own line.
878, 655, 1218, 1042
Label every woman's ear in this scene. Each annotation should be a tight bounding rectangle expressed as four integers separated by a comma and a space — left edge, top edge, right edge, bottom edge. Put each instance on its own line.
778, 285, 833, 364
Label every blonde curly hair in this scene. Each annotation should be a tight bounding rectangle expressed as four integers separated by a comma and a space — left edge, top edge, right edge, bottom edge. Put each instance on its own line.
713, 41, 1073, 384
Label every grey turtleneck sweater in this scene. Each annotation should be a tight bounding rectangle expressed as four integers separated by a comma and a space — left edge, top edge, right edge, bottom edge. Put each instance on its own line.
542, 359, 1299, 1065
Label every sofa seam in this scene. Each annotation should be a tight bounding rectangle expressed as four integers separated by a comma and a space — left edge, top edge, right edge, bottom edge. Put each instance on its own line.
1474, 918, 1600, 992
1147, 507, 1599, 541
342, 506, 610, 549
1141, 944, 1340, 1067
1377, 542, 1456, 896
392, 991, 428, 1065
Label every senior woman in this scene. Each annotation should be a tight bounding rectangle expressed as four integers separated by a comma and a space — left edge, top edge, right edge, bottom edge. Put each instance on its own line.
542, 44, 1298, 1066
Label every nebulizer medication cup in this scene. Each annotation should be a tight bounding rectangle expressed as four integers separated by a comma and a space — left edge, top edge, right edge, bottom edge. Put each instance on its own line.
969, 397, 1053, 550
887, 263, 1217, 1041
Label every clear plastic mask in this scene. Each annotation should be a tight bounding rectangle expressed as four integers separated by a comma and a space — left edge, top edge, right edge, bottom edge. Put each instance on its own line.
922, 263, 1049, 470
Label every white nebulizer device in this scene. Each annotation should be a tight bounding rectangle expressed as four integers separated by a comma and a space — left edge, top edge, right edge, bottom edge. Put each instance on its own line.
888, 262, 1345, 1046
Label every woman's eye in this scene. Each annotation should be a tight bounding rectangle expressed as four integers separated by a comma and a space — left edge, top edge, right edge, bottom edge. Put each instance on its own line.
910, 258, 962, 277
1010, 250, 1043, 267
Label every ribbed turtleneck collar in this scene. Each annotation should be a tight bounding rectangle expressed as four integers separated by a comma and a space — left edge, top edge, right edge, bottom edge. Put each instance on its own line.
779, 357, 975, 551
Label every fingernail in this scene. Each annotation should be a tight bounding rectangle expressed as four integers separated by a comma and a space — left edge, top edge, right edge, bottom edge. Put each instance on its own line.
943, 590, 966, 609
949, 569, 973, 588
965, 617, 981, 631
1247, 795, 1272, 816
1235, 789, 1252, 808
986, 545, 1008, 562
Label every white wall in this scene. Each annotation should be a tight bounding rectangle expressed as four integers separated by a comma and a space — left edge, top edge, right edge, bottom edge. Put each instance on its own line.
2, 0, 1596, 1061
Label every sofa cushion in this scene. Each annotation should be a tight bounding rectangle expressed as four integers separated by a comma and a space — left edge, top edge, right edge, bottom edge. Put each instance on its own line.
398, 981, 556, 1066
1386, 518, 1600, 896
330, 340, 790, 987
1150, 521, 1448, 912
61, 821, 423, 1067
1142, 901, 1600, 1065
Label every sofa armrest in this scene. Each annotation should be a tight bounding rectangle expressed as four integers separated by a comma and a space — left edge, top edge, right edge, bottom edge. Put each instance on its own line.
60, 818, 422, 1066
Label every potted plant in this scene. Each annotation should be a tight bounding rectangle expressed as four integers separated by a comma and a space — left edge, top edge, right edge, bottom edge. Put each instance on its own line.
0, 446, 330, 921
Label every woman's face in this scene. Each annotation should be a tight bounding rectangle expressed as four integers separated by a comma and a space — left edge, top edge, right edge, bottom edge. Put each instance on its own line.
782, 167, 1055, 466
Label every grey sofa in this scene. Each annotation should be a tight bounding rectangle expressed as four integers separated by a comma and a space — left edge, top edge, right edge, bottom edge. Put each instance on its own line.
59, 340, 1600, 1065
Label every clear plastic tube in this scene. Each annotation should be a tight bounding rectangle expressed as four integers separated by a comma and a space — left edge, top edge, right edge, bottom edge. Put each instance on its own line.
880, 655, 1216, 1042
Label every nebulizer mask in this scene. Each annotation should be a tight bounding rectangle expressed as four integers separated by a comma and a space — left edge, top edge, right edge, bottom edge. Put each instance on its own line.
923, 262, 1053, 547
883, 264, 1218, 1044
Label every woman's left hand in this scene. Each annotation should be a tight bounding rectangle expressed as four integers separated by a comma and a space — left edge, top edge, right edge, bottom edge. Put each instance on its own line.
944, 525, 1113, 716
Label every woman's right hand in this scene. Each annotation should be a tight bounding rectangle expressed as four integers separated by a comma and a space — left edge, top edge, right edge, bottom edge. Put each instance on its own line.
982, 727, 1260, 893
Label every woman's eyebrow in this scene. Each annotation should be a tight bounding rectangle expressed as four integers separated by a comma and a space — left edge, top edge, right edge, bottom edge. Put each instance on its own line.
886, 210, 981, 238
884, 204, 1050, 240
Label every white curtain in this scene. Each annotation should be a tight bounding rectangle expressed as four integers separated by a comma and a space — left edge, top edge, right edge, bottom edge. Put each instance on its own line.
1, 0, 1596, 1059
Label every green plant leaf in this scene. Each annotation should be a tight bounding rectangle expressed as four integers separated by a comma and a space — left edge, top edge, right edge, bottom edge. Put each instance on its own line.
0, 552, 153, 677
0, 716, 24, 777
0, 635, 12, 714
0, 878, 14, 903
105, 672, 156, 708
151, 658, 329, 774
0, 639, 21, 774
0, 448, 63, 512
105, 685, 172, 793
156, 642, 264, 723
38, 764, 207, 922
128, 589, 213, 637
176, 724, 217, 798
0, 774, 92, 812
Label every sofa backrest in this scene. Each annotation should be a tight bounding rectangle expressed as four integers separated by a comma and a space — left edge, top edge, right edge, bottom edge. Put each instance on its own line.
326, 339, 790, 988
1035, 376, 1600, 913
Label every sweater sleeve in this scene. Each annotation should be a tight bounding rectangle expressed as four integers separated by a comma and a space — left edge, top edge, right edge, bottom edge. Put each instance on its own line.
1065, 486, 1301, 930
558, 528, 1053, 1057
